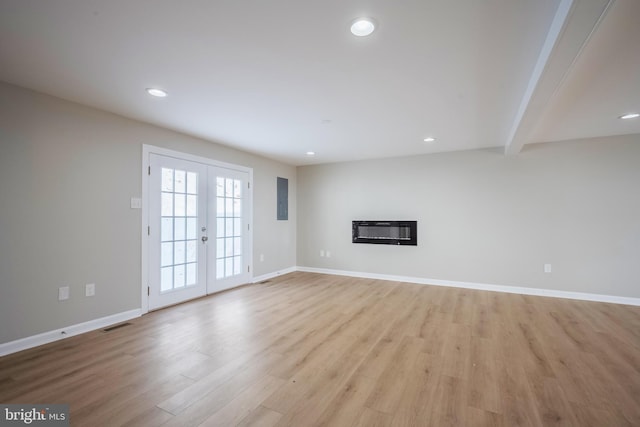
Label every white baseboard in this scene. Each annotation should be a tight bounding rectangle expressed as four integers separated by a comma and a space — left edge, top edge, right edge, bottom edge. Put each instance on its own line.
296, 266, 640, 306
0, 308, 143, 357
252, 266, 298, 284
4, 266, 635, 358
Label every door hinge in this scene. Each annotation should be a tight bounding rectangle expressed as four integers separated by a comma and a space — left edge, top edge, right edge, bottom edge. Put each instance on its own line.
147, 286, 150, 296
148, 166, 151, 175
247, 223, 250, 231
148, 226, 150, 235
247, 182, 250, 189
248, 265, 250, 273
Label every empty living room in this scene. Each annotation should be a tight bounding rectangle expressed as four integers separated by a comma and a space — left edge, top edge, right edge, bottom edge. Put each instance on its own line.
1, 0, 639, 426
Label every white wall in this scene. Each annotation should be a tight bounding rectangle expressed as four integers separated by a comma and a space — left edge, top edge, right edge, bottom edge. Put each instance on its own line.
297, 135, 640, 298
0, 82, 296, 344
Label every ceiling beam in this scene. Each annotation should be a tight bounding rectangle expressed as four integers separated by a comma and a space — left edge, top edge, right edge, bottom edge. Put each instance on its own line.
504, 0, 614, 155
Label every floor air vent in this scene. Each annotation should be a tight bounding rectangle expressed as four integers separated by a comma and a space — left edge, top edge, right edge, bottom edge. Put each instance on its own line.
259, 280, 271, 284
103, 322, 132, 332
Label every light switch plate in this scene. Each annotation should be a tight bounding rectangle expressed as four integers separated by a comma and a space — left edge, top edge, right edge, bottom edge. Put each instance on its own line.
85, 283, 95, 297
544, 264, 552, 273
59, 286, 70, 301
130, 197, 142, 209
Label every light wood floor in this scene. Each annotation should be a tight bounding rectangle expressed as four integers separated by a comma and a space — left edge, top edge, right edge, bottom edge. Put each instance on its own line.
1, 272, 639, 426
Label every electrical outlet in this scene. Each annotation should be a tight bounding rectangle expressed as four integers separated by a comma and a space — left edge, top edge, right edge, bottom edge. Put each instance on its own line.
326, 250, 331, 258
58, 286, 70, 301
85, 283, 95, 297
320, 250, 325, 257
544, 264, 552, 273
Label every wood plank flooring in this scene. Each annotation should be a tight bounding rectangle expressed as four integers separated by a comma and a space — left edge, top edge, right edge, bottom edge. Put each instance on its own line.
1, 272, 639, 426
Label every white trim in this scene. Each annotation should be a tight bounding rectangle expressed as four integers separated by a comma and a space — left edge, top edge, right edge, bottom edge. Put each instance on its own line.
5, 266, 635, 358
296, 266, 640, 306
252, 266, 298, 284
0, 309, 142, 357
141, 147, 150, 313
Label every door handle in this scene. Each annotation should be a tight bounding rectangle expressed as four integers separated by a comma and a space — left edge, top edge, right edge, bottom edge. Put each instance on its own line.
201, 236, 208, 243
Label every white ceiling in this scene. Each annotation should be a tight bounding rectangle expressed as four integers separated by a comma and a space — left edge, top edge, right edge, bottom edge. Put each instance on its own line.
0, 0, 638, 165
530, 0, 640, 143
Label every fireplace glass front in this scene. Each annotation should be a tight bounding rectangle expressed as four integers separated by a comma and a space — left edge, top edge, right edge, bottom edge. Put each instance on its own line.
352, 221, 417, 245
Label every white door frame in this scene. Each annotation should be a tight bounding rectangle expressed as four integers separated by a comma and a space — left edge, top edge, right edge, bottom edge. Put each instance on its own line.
141, 144, 253, 313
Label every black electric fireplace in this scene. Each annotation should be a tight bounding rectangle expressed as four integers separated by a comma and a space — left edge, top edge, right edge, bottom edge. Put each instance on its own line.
352, 220, 417, 246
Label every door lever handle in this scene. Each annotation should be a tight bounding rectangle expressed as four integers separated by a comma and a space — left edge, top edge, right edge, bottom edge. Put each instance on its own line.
201, 236, 209, 243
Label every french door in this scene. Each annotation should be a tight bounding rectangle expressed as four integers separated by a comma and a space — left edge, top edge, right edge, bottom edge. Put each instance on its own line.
148, 153, 251, 310
208, 167, 251, 293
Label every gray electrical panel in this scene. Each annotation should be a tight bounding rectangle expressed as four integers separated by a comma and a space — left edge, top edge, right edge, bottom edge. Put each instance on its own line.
277, 177, 288, 220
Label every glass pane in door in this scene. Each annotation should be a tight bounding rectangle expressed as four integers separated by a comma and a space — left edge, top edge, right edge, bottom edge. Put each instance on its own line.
160, 167, 199, 292
215, 177, 243, 279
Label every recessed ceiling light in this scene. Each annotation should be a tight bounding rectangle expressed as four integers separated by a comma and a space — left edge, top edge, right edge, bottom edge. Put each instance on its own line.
146, 88, 167, 98
306, 151, 316, 156
423, 137, 436, 142
350, 18, 376, 37
619, 112, 639, 120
